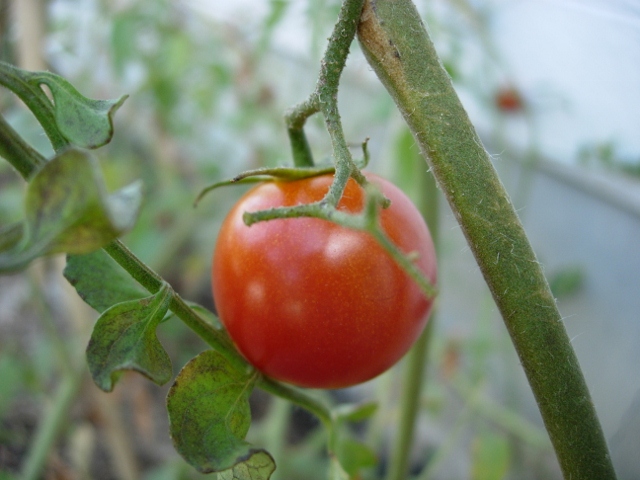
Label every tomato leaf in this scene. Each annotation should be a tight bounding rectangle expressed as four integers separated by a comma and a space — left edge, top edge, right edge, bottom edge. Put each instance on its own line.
329, 455, 351, 480
336, 437, 377, 477
86, 284, 173, 392
64, 250, 147, 313
0, 148, 142, 273
332, 401, 378, 423
27, 71, 128, 149
167, 350, 275, 478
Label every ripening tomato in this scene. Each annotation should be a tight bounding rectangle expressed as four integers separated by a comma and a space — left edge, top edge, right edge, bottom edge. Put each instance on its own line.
211, 173, 437, 389
495, 86, 524, 113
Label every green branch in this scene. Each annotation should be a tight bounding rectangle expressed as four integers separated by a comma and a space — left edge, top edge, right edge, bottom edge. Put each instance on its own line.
284, 0, 365, 196
357, 1, 616, 479
386, 165, 440, 480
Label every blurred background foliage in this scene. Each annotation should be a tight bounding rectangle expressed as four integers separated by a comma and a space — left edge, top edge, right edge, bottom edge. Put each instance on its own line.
1, 0, 639, 479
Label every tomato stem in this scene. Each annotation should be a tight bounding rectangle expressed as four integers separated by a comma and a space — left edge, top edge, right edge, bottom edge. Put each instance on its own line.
357, 1, 616, 478
259, 377, 332, 427
284, 0, 365, 197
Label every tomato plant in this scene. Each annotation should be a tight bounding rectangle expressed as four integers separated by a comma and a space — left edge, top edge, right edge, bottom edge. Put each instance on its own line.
212, 172, 437, 389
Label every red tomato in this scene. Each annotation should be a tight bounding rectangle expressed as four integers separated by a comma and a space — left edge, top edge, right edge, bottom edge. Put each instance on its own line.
495, 86, 524, 113
211, 173, 436, 389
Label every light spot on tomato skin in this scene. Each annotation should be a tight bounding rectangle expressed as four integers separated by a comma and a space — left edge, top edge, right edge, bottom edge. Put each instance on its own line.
245, 280, 266, 306
323, 230, 362, 263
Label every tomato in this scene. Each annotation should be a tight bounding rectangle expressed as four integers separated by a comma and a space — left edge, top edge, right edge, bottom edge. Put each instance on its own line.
211, 173, 437, 389
495, 86, 524, 113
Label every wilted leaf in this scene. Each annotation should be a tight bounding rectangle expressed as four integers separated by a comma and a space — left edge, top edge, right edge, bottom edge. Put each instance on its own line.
86, 284, 173, 392
217, 452, 277, 480
64, 249, 147, 313
167, 350, 274, 478
0, 148, 142, 273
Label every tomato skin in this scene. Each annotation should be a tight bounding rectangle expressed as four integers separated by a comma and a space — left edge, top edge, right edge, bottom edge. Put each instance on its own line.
212, 173, 436, 389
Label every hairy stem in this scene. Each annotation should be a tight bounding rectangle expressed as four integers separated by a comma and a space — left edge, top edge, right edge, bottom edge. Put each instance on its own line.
284, 0, 365, 203
357, 1, 615, 479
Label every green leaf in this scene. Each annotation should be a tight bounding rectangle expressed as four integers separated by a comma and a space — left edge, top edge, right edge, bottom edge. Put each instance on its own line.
64, 249, 147, 313
335, 438, 377, 477
27, 71, 128, 149
332, 401, 378, 423
470, 432, 511, 480
329, 455, 351, 480
86, 284, 173, 392
0, 148, 142, 273
167, 350, 274, 478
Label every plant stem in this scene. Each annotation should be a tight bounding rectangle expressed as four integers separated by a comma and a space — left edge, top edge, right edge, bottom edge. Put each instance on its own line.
284, 0, 366, 205
287, 124, 315, 167
259, 376, 332, 427
357, 2, 616, 479
19, 372, 83, 480
386, 162, 439, 480
0, 114, 47, 177
386, 320, 433, 480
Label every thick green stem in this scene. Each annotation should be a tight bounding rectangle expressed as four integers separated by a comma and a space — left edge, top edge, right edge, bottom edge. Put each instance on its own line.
357, 1, 615, 479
